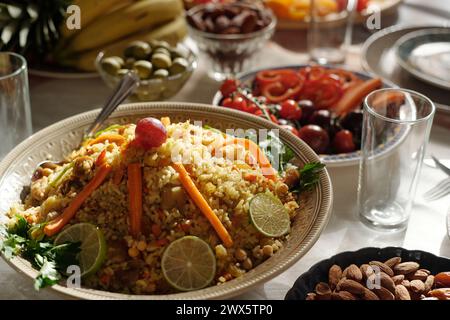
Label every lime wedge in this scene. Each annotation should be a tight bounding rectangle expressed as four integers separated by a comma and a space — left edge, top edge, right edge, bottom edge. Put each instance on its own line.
249, 193, 291, 237
54, 223, 107, 278
161, 236, 216, 291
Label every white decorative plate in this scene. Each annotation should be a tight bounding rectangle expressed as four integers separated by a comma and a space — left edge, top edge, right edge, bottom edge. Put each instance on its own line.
0, 102, 332, 300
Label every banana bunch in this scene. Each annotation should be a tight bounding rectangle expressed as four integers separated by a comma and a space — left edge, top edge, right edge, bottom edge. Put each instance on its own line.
57, 0, 187, 71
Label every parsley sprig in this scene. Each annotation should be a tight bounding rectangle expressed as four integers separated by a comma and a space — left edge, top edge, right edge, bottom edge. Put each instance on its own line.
0, 216, 80, 290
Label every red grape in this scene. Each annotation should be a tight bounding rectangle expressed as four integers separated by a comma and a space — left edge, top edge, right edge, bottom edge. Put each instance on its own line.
134, 117, 167, 149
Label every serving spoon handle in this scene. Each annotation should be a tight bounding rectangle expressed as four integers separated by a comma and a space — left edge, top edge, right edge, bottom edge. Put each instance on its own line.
84, 71, 139, 140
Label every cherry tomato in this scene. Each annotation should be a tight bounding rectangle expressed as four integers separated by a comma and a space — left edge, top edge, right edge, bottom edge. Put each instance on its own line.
332, 129, 356, 153
280, 125, 299, 137
222, 97, 233, 108
135, 117, 167, 149
220, 79, 238, 97
231, 96, 247, 111
279, 99, 303, 120
245, 102, 259, 114
298, 125, 330, 154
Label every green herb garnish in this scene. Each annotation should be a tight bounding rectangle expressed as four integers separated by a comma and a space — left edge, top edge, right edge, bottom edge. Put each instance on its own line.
292, 162, 325, 193
0, 216, 80, 289
94, 124, 123, 138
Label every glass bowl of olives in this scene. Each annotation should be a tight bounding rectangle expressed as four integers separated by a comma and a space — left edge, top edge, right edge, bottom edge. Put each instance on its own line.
96, 40, 197, 101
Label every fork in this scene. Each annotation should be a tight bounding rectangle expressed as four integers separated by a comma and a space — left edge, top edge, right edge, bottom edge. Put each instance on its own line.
423, 177, 450, 201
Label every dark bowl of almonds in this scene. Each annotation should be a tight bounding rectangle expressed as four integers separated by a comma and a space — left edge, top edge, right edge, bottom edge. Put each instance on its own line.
96, 40, 197, 101
186, 2, 276, 81
285, 247, 450, 300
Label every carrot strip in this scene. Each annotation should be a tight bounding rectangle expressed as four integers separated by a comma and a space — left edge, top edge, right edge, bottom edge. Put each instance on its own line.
44, 164, 112, 236
161, 117, 171, 127
95, 149, 107, 166
172, 162, 233, 248
333, 78, 382, 116
87, 134, 126, 146
127, 163, 142, 238
212, 138, 277, 181
112, 165, 125, 185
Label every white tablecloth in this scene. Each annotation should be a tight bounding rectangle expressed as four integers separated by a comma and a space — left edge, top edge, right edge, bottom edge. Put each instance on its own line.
1, 21, 449, 300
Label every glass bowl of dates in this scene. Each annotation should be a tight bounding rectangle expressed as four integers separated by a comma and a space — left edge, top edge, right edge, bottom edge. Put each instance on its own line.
285, 247, 450, 300
213, 65, 402, 166
96, 40, 197, 101
186, 2, 276, 81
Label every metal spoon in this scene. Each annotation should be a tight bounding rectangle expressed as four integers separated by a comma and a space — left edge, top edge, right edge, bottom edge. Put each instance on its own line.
30, 71, 139, 183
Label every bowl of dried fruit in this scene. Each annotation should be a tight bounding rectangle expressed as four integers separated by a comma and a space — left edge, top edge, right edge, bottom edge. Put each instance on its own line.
285, 247, 450, 300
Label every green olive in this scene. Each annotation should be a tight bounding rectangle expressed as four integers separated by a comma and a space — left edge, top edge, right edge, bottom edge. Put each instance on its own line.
169, 57, 189, 75
151, 53, 172, 69
117, 69, 130, 77
153, 47, 171, 57
149, 40, 171, 51
101, 56, 124, 75
132, 60, 153, 79
124, 58, 136, 69
152, 68, 169, 79
124, 41, 151, 60
170, 48, 187, 59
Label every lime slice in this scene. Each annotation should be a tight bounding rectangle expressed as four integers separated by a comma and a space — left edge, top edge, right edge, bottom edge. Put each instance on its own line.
249, 193, 291, 237
54, 223, 107, 278
161, 236, 216, 291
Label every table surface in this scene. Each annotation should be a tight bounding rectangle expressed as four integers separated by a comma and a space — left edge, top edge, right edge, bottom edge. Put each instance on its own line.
1, 0, 449, 300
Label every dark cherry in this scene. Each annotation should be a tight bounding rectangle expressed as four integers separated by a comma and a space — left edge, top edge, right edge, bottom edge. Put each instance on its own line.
309, 109, 332, 131
297, 124, 330, 154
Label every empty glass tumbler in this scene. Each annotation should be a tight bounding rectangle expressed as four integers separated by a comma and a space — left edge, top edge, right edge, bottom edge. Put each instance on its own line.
357, 88, 435, 231
308, 0, 355, 64
0, 52, 32, 159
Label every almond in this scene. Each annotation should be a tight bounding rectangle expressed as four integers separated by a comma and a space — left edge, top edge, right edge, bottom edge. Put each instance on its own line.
409, 279, 425, 293
372, 287, 395, 300
361, 288, 379, 300
343, 264, 363, 282
384, 256, 401, 268
424, 275, 434, 292
369, 261, 394, 277
393, 261, 419, 275
328, 264, 342, 290
419, 269, 431, 276
306, 292, 317, 300
392, 274, 405, 285
378, 272, 396, 293
315, 282, 332, 299
360, 264, 374, 280
409, 270, 428, 281
336, 279, 366, 295
401, 279, 411, 289
395, 284, 411, 300
332, 291, 357, 300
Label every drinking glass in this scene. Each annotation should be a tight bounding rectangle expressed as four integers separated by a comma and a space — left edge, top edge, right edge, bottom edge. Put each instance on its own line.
308, 0, 355, 64
0, 52, 32, 159
357, 88, 435, 231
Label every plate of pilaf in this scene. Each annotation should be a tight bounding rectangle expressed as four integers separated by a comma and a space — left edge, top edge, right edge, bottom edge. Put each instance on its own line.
0, 102, 332, 299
